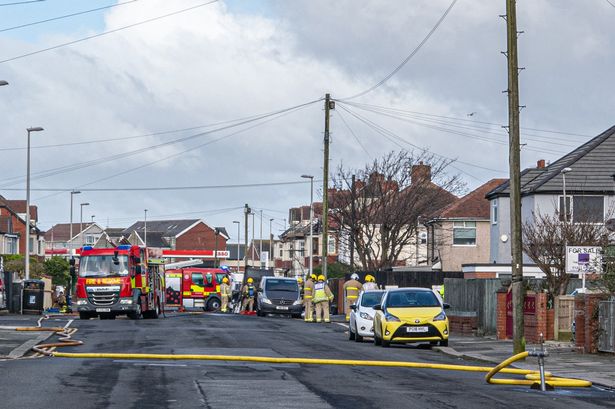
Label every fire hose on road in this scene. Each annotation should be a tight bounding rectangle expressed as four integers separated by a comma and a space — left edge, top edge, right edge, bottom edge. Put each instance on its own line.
17, 317, 591, 389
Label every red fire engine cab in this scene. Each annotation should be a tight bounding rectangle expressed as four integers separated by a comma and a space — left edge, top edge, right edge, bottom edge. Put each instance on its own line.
75, 245, 164, 320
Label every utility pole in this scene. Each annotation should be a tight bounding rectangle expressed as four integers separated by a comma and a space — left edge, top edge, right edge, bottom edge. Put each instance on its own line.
321, 93, 333, 278
259, 210, 263, 268
505, 0, 524, 354
269, 218, 274, 268
350, 174, 356, 270
244, 204, 250, 272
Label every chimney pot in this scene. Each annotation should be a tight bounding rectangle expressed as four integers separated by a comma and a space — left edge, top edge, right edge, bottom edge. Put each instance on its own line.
537, 159, 546, 169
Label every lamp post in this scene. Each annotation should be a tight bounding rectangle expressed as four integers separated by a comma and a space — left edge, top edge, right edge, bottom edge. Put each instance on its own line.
301, 174, 314, 280
269, 218, 274, 267
79, 202, 90, 246
0, 80, 8, 86
69, 191, 81, 252
25, 126, 44, 280
91, 215, 95, 223
233, 221, 240, 273
259, 210, 263, 267
214, 228, 220, 268
561, 167, 574, 287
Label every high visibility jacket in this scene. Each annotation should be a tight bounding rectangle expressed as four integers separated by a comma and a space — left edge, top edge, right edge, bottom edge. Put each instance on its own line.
313, 282, 333, 303
303, 279, 315, 300
343, 279, 363, 300
242, 284, 255, 298
220, 283, 231, 297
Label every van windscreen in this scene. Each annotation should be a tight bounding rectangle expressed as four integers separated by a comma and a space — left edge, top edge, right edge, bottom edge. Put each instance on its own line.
265, 279, 298, 292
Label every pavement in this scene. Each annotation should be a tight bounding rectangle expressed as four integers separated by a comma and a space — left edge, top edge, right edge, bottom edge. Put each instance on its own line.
0, 312, 614, 408
0, 313, 70, 359
437, 334, 615, 390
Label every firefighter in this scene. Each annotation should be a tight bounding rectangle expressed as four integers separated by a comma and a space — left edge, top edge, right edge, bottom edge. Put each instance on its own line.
343, 273, 363, 321
220, 277, 231, 313
313, 275, 334, 323
303, 274, 315, 322
241, 277, 256, 312
363, 274, 378, 290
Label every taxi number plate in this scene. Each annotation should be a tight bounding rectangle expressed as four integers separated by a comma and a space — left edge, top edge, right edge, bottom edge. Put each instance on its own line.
407, 326, 428, 333
96, 308, 111, 313
275, 306, 289, 310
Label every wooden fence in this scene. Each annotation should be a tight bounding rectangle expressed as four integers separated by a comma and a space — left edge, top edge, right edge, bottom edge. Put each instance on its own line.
554, 295, 575, 341
444, 278, 502, 335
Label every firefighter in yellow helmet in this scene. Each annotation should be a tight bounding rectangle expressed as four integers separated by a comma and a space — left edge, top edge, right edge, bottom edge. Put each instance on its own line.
363, 274, 378, 290
241, 277, 256, 312
303, 274, 315, 322
313, 275, 334, 323
220, 276, 231, 313
343, 273, 363, 321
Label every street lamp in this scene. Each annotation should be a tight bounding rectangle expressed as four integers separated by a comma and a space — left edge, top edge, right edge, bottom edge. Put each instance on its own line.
301, 174, 314, 280
561, 168, 572, 223
0, 80, 8, 86
269, 218, 274, 267
25, 126, 44, 280
79, 202, 90, 246
69, 190, 81, 252
144, 209, 148, 247
233, 221, 240, 273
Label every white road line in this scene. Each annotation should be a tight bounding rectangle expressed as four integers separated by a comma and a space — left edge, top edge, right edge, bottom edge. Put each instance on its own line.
335, 323, 348, 329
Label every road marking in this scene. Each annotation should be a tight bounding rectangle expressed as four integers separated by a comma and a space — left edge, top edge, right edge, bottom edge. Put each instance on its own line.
335, 323, 348, 329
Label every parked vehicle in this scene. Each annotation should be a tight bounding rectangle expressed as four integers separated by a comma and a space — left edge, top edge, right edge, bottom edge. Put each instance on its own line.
75, 245, 164, 320
349, 290, 385, 342
373, 287, 450, 347
165, 267, 229, 311
256, 277, 302, 318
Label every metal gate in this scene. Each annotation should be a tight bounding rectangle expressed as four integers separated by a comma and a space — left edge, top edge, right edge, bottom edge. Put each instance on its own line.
598, 300, 615, 353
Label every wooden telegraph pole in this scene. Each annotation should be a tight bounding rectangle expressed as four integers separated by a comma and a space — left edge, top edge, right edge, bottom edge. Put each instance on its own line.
321, 94, 333, 278
505, 0, 525, 353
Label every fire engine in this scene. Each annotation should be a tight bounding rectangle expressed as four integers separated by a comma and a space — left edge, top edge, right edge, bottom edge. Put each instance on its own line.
74, 245, 164, 320
164, 267, 229, 311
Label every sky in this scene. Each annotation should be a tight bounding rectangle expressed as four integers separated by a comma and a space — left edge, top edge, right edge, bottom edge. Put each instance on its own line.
0, 0, 614, 243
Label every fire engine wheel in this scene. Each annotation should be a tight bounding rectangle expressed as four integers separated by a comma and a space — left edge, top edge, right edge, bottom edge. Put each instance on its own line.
128, 301, 142, 320
206, 298, 221, 312
143, 300, 160, 319
79, 312, 93, 320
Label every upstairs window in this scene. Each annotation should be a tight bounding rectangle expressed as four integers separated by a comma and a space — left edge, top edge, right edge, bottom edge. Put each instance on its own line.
453, 221, 477, 246
559, 195, 604, 224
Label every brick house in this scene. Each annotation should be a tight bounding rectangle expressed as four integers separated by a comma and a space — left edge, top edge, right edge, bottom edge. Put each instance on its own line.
0, 196, 44, 257
425, 179, 506, 274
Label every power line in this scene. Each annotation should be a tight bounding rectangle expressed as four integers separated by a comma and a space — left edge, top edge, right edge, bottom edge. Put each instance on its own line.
336, 108, 372, 158
1, 180, 315, 192
0, 98, 322, 186
340, 0, 458, 101
607, 0, 615, 8
0, 0, 220, 64
0, 0, 138, 32
0, 0, 43, 6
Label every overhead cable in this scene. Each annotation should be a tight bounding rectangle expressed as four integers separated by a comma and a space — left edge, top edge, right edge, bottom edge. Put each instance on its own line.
340, 0, 458, 101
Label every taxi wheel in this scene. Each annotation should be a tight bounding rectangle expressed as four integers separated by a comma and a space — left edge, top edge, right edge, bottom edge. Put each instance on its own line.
348, 325, 356, 341
439, 339, 449, 347
381, 339, 390, 348
373, 332, 382, 346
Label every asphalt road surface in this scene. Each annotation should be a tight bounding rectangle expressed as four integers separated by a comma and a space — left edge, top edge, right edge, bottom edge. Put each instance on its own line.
2, 313, 614, 408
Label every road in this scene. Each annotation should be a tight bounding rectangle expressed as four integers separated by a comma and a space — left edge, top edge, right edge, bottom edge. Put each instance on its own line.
1, 313, 614, 408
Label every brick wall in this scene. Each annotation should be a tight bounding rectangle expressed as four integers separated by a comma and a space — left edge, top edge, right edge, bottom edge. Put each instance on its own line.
175, 222, 227, 251
496, 290, 508, 340
574, 295, 586, 351
464, 272, 497, 279
574, 293, 609, 353
449, 313, 478, 335
496, 291, 553, 342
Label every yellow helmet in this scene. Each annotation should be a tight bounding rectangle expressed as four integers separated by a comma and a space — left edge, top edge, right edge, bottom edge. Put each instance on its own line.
365, 274, 375, 283
317, 275, 325, 282
247, 277, 254, 284
310, 274, 317, 281
222, 277, 229, 284
297, 277, 303, 283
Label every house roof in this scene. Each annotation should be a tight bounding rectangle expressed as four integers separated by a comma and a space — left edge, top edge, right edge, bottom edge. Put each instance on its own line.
142, 231, 171, 248
44, 223, 94, 241
123, 219, 200, 237
1, 199, 38, 221
104, 228, 126, 239
226, 243, 246, 260
438, 179, 507, 219
487, 125, 615, 198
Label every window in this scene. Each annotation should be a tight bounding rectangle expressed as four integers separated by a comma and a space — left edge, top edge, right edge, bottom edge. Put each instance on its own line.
192, 273, 204, 287
85, 235, 96, 244
453, 221, 477, 246
28, 237, 34, 254
5, 236, 17, 254
558, 196, 572, 222
279, 247, 283, 258
491, 200, 498, 224
298, 240, 305, 256
216, 273, 226, 284
205, 273, 213, 285
573, 196, 604, 224
328, 236, 336, 254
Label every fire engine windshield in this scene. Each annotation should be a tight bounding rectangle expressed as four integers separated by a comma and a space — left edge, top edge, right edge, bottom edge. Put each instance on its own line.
79, 255, 130, 277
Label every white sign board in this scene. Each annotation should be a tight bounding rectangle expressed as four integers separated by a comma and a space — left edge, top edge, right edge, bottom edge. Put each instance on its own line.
565, 246, 602, 274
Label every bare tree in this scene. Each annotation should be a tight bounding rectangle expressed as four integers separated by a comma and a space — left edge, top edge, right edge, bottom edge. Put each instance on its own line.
330, 150, 463, 271
522, 211, 610, 295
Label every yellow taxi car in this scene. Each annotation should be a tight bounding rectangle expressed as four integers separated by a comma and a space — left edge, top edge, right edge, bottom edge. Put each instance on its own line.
373, 287, 450, 347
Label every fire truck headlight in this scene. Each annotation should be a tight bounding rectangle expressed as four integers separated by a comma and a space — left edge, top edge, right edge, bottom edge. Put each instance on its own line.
119, 298, 133, 305
75, 299, 87, 306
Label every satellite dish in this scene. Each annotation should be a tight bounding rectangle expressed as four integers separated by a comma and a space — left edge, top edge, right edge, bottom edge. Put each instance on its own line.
606, 218, 615, 232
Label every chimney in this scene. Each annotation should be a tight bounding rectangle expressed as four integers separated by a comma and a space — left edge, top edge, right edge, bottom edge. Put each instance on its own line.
411, 161, 431, 183
536, 159, 546, 169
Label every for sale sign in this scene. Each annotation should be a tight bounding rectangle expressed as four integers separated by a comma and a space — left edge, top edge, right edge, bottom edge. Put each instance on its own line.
565, 246, 602, 274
